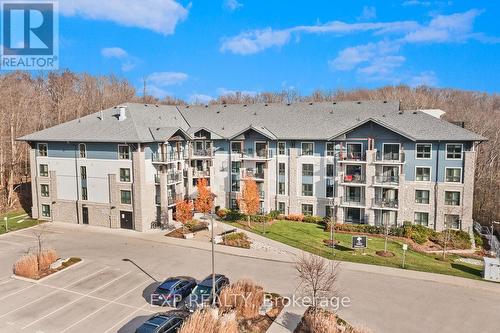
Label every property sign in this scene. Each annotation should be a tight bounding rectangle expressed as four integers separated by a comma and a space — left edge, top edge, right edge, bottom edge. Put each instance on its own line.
352, 236, 367, 249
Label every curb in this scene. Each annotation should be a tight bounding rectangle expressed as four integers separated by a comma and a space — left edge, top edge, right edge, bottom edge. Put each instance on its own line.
11, 258, 84, 284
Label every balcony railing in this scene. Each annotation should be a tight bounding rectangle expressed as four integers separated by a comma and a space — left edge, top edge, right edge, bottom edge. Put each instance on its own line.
372, 197, 399, 209
339, 152, 366, 161
168, 193, 184, 205
342, 174, 365, 184
193, 169, 210, 178
154, 174, 160, 184
344, 217, 368, 224
166, 171, 183, 184
373, 175, 399, 185
190, 148, 213, 158
341, 196, 365, 206
239, 148, 273, 159
375, 151, 405, 163
259, 191, 265, 199
152, 151, 187, 163
242, 169, 265, 179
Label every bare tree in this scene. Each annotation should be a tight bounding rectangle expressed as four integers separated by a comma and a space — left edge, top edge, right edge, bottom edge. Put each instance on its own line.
295, 252, 339, 308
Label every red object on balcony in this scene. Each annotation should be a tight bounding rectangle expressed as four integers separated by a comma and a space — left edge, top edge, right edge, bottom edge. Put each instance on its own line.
344, 175, 353, 182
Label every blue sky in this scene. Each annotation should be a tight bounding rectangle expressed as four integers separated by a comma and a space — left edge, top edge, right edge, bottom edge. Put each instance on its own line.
56, 0, 499, 102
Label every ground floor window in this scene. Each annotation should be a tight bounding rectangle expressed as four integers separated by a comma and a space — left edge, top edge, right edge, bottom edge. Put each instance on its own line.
302, 183, 313, 196
278, 182, 285, 195
301, 204, 313, 216
278, 202, 285, 215
445, 214, 460, 229
40, 184, 49, 197
231, 199, 239, 210
41, 204, 50, 217
444, 191, 460, 206
415, 190, 429, 204
121, 190, 132, 204
414, 212, 429, 226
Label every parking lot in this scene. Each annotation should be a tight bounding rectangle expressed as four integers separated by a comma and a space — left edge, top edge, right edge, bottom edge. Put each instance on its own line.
0, 260, 160, 333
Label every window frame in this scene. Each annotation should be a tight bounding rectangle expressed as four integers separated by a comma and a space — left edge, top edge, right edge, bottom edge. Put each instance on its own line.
40, 184, 49, 197
39, 164, 49, 177
445, 143, 463, 160
302, 164, 314, 177
278, 142, 286, 155
278, 202, 285, 215
382, 143, 401, 161
415, 166, 431, 182
326, 142, 335, 156
301, 204, 313, 216
301, 142, 314, 156
278, 182, 285, 195
37, 143, 48, 157
118, 144, 131, 160
301, 183, 313, 196
41, 204, 51, 217
79, 143, 87, 158
120, 168, 131, 182
278, 162, 286, 176
81, 187, 88, 201
445, 214, 461, 229
415, 143, 432, 159
326, 164, 334, 178
415, 189, 430, 204
444, 191, 461, 206
230, 141, 243, 154
414, 212, 429, 226
120, 190, 132, 204
445, 167, 462, 183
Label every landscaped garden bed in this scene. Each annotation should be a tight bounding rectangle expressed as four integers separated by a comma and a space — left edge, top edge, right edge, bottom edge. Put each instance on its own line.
294, 307, 371, 333
165, 219, 208, 239
221, 232, 252, 249
13, 250, 81, 280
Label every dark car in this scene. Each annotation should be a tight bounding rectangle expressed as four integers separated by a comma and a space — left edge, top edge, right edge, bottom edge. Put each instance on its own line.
135, 311, 188, 333
185, 274, 230, 312
151, 276, 197, 307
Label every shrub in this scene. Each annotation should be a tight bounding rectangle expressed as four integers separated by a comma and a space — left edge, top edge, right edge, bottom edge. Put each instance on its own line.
286, 214, 304, 222
185, 220, 208, 233
474, 232, 484, 247
219, 279, 264, 320
267, 210, 281, 220
216, 208, 229, 219
430, 229, 472, 249
13, 254, 39, 278
222, 232, 252, 249
303, 215, 323, 224
38, 249, 58, 271
225, 209, 246, 222
179, 309, 238, 333
250, 214, 269, 223
299, 307, 340, 333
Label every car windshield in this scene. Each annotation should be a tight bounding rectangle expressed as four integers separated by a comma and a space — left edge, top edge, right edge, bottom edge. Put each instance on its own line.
159, 280, 178, 291
192, 285, 212, 298
136, 322, 159, 333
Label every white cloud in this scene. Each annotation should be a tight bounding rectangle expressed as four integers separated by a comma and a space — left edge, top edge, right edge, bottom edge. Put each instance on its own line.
217, 87, 257, 96
402, 0, 431, 6
357, 6, 377, 21
220, 28, 291, 55
60, 0, 189, 35
189, 94, 214, 104
410, 71, 438, 86
147, 85, 171, 98
101, 47, 128, 58
147, 72, 189, 86
329, 41, 401, 71
224, 0, 243, 11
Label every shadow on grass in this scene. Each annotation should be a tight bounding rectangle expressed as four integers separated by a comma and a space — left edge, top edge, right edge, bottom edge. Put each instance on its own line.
451, 263, 482, 278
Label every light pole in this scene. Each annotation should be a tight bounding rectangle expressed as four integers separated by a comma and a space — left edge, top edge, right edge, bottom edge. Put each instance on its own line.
3, 216, 8, 232
210, 211, 216, 307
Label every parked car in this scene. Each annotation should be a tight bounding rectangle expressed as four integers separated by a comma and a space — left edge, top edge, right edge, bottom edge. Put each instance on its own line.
151, 276, 197, 307
185, 274, 229, 312
135, 311, 188, 333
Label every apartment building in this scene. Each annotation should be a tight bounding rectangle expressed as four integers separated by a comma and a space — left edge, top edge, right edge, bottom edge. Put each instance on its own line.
19, 101, 485, 232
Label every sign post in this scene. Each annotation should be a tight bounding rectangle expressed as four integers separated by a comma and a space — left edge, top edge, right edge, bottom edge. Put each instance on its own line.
3, 217, 8, 232
352, 236, 367, 254
402, 243, 408, 268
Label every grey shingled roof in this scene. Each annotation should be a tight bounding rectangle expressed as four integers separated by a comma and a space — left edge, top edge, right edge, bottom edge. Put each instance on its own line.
18, 101, 486, 142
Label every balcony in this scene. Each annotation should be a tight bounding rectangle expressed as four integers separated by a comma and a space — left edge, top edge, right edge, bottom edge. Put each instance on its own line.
340, 196, 365, 207
168, 193, 184, 206
152, 151, 187, 163
166, 171, 183, 184
259, 191, 265, 199
190, 148, 213, 159
239, 148, 273, 160
374, 151, 405, 164
344, 217, 368, 224
338, 152, 366, 163
193, 169, 210, 178
242, 169, 265, 180
341, 174, 365, 184
373, 175, 399, 186
154, 174, 160, 184
372, 197, 399, 209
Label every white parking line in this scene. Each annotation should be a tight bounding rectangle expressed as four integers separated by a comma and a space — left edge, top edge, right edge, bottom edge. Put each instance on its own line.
22, 270, 132, 329
59, 278, 152, 333
103, 303, 152, 333
0, 266, 109, 320
0, 284, 36, 302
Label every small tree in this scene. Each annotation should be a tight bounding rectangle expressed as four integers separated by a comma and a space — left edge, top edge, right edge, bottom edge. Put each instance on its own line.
175, 200, 193, 232
195, 178, 213, 217
295, 252, 339, 308
238, 177, 260, 227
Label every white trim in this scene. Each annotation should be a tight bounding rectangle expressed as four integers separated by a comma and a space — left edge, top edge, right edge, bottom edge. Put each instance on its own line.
414, 166, 432, 182
254, 140, 268, 156
230, 140, 243, 154
39, 163, 49, 177
278, 141, 287, 155
345, 141, 363, 158
117, 144, 131, 160
415, 143, 432, 160
37, 142, 48, 157
444, 190, 461, 206
301, 142, 314, 156
325, 141, 335, 156
119, 167, 132, 183
444, 167, 463, 183
414, 189, 430, 205
78, 143, 87, 159
414, 211, 430, 226
445, 143, 463, 160
382, 143, 401, 161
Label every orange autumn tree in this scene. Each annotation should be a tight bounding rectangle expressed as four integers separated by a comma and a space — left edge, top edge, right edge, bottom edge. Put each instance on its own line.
175, 199, 193, 232
195, 178, 213, 216
239, 177, 260, 227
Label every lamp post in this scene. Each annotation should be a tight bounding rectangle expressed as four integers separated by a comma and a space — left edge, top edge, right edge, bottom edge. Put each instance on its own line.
211, 211, 216, 307
3, 217, 8, 232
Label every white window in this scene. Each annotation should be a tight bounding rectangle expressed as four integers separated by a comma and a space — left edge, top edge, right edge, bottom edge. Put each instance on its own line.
41, 204, 51, 217
231, 141, 242, 154
326, 142, 335, 156
416, 143, 431, 159
302, 164, 313, 177
302, 204, 313, 216
446, 144, 462, 159
278, 202, 285, 214
383, 143, 400, 161
301, 142, 314, 156
445, 191, 460, 206
415, 190, 429, 204
415, 167, 431, 181
39, 164, 49, 177
118, 145, 130, 159
445, 214, 461, 229
120, 168, 131, 182
414, 212, 429, 226
445, 168, 462, 183
302, 184, 313, 196
79, 143, 87, 158
278, 142, 286, 155
38, 143, 48, 157
40, 184, 49, 197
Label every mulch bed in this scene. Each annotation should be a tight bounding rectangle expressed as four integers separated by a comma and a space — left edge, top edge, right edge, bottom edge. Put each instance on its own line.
165, 228, 185, 238
238, 294, 288, 333
376, 250, 395, 257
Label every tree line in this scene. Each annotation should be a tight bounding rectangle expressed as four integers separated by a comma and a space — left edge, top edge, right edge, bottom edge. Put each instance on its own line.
0, 71, 498, 226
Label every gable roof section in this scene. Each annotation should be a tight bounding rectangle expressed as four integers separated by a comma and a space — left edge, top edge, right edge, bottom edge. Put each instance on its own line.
329, 118, 417, 141
149, 127, 192, 142
228, 125, 277, 140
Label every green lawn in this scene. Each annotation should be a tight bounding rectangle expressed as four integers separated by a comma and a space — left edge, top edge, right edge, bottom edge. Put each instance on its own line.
226, 220, 483, 280
0, 210, 41, 234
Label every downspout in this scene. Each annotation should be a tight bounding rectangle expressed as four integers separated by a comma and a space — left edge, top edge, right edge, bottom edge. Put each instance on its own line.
228, 140, 232, 208
131, 143, 138, 230
433, 141, 440, 231
72, 143, 80, 224
275, 140, 279, 211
